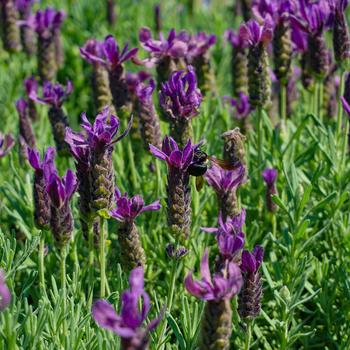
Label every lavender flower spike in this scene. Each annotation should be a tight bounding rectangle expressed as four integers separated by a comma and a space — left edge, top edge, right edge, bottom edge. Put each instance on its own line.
0, 270, 11, 311
222, 128, 247, 167
185, 249, 243, 350
224, 92, 252, 132
110, 188, 161, 271
80, 39, 115, 115
150, 136, 198, 241
205, 163, 245, 221
27, 147, 56, 230
16, 0, 36, 55
238, 246, 264, 318
46, 168, 77, 247
30, 80, 72, 155
0, 133, 15, 158
92, 267, 163, 349
0, 0, 20, 52
24, 76, 38, 121
159, 66, 202, 147
16, 98, 36, 150
262, 167, 278, 212
136, 79, 162, 150
240, 19, 273, 107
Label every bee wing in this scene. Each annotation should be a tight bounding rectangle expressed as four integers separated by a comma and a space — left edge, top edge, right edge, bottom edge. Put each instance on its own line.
209, 156, 238, 170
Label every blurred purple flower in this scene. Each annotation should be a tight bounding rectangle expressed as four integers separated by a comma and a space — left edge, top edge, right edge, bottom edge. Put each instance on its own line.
223, 92, 251, 119
185, 249, 243, 301
15, 0, 36, 13
159, 66, 202, 120
80, 39, 105, 65
241, 246, 264, 273
186, 32, 216, 59
29, 80, 73, 108
126, 71, 151, 97
239, 19, 273, 47
27, 147, 56, 182
0, 270, 11, 311
0, 133, 15, 158
224, 29, 248, 49
110, 187, 161, 222
92, 267, 163, 340
262, 167, 278, 187
24, 76, 38, 97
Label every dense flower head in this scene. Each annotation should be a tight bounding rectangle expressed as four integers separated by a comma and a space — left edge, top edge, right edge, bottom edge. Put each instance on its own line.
27, 146, 56, 181
92, 267, 162, 338
150, 136, 200, 170
223, 93, 252, 119
85, 35, 138, 70
224, 29, 248, 49
241, 246, 264, 273
205, 163, 246, 194
185, 249, 243, 301
186, 32, 216, 59
0, 133, 15, 158
110, 186, 161, 222
262, 167, 278, 186
29, 80, 73, 108
139, 27, 188, 59
159, 66, 202, 120
24, 76, 38, 97
80, 39, 105, 65
27, 8, 65, 38
0, 270, 11, 311
46, 169, 77, 209
239, 19, 274, 47
15, 97, 28, 116
126, 71, 151, 96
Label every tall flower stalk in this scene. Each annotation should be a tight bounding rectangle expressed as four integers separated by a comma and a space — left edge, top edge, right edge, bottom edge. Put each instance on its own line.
150, 136, 198, 242
16, 98, 36, 154
110, 187, 161, 272
30, 80, 72, 156
24, 77, 38, 121
0, 0, 20, 52
185, 249, 243, 350
222, 128, 247, 168
159, 67, 202, 148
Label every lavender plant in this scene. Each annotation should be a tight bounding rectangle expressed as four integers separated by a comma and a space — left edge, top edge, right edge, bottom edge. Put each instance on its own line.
0, 0, 20, 52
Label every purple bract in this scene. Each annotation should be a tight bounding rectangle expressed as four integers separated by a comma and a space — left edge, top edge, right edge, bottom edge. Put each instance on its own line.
0, 133, 15, 158
241, 246, 264, 273
262, 167, 278, 186
239, 19, 273, 47
0, 270, 11, 311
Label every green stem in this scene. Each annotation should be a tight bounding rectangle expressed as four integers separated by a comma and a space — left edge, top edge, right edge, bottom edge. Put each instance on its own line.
61, 245, 67, 338
39, 233, 46, 297
127, 140, 138, 191
244, 320, 252, 350
340, 118, 349, 180
280, 84, 287, 121
88, 220, 94, 305
272, 214, 277, 237
257, 106, 263, 172
336, 69, 345, 142
318, 80, 324, 122
99, 218, 106, 298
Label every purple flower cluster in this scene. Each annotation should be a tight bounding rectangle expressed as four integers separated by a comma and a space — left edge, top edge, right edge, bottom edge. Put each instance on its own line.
0, 133, 15, 158
262, 167, 278, 212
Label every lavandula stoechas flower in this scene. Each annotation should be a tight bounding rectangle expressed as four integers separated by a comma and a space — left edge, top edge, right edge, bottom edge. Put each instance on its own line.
106, 0, 116, 27
0, 270, 11, 311
205, 163, 246, 222
0, 0, 20, 52
224, 29, 248, 96
27, 147, 56, 230
330, 0, 350, 65
15, 0, 36, 55
16, 98, 36, 155
222, 128, 247, 167
150, 136, 198, 241
24, 76, 38, 121
91, 35, 138, 112
0, 133, 15, 158
238, 246, 264, 318
223, 92, 252, 132
154, 4, 161, 33
291, 0, 331, 80
185, 249, 243, 350
323, 58, 338, 118
239, 19, 273, 108
185, 32, 216, 95
139, 27, 188, 89
159, 67, 202, 148
110, 187, 161, 271
46, 168, 77, 247
136, 79, 162, 150
30, 80, 72, 155
27, 8, 65, 81
262, 167, 278, 212
93, 267, 163, 350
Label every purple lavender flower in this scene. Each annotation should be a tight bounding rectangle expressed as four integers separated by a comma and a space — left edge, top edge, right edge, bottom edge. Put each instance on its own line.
159, 66, 202, 147
239, 246, 264, 318
16, 97, 36, 150
154, 4, 161, 33
16, 0, 36, 55
0, 270, 11, 311
185, 249, 243, 349
205, 163, 246, 221
225, 29, 249, 96
126, 71, 151, 101
46, 168, 77, 246
0, 0, 20, 52
341, 73, 350, 116
92, 267, 163, 348
150, 136, 198, 240
24, 76, 38, 121
110, 188, 161, 271
239, 19, 273, 48
27, 147, 56, 229
0, 133, 15, 158
136, 78, 162, 150
262, 167, 278, 212
222, 128, 247, 167
224, 92, 252, 120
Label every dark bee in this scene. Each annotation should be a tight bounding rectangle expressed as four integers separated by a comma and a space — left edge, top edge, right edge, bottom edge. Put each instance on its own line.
188, 147, 239, 191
